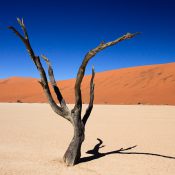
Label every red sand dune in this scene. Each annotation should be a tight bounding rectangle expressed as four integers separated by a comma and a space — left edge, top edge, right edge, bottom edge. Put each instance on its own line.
0, 62, 175, 105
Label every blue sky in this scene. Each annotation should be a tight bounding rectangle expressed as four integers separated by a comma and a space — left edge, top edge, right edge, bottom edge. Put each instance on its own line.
1, 0, 175, 80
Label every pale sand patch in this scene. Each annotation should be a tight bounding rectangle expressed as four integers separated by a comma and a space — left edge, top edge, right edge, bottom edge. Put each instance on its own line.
0, 103, 175, 175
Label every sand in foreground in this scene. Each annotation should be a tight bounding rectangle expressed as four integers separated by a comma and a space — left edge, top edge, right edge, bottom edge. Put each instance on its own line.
0, 103, 175, 175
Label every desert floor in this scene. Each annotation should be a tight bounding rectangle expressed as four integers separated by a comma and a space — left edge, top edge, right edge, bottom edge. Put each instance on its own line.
0, 103, 175, 175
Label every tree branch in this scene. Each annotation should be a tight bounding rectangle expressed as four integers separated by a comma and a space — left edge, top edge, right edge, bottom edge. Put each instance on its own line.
74, 32, 140, 113
9, 18, 71, 122
41, 55, 69, 111
82, 66, 95, 125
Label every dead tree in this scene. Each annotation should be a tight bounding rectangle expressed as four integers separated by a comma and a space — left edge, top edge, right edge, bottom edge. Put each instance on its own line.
9, 18, 139, 166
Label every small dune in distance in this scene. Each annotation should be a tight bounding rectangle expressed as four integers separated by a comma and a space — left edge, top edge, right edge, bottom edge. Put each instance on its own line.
0, 62, 175, 105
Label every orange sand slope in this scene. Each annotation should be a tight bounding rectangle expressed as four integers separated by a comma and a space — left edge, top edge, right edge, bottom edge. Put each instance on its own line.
0, 62, 175, 105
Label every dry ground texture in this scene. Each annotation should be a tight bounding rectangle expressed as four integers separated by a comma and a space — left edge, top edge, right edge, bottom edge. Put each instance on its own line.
0, 103, 175, 175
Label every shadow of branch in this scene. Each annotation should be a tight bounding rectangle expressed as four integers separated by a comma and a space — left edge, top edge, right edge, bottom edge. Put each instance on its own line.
79, 138, 175, 164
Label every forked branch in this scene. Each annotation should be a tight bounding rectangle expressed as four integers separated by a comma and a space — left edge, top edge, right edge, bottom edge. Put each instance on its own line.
9, 18, 71, 121
74, 32, 140, 117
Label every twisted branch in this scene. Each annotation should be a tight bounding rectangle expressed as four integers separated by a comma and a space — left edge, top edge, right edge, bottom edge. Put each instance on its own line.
9, 18, 71, 121
74, 32, 140, 117
41, 55, 69, 111
82, 66, 95, 125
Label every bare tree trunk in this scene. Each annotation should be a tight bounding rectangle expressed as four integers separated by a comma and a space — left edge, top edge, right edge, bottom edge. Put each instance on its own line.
63, 112, 85, 166
9, 18, 139, 166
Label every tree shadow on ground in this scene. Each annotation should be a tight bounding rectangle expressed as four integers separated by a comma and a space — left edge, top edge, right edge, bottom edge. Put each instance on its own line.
79, 138, 175, 164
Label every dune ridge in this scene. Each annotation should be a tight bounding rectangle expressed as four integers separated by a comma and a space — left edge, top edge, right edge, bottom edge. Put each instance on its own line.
0, 62, 175, 105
